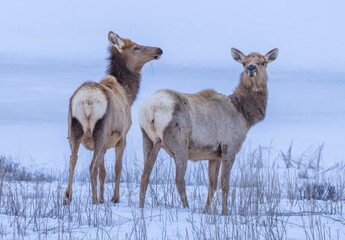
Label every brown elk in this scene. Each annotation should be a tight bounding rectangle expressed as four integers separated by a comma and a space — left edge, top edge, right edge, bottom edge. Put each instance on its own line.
138, 48, 278, 215
64, 31, 163, 205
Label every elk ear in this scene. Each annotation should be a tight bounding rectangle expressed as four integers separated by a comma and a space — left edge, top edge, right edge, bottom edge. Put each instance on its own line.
265, 48, 279, 63
108, 31, 125, 50
231, 48, 246, 63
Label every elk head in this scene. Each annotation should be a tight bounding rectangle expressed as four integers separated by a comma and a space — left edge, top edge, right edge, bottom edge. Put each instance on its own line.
231, 48, 279, 92
108, 31, 163, 72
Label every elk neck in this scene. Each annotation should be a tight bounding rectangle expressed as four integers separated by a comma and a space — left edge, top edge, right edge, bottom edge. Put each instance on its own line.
107, 46, 142, 105
229, 75, 268, 128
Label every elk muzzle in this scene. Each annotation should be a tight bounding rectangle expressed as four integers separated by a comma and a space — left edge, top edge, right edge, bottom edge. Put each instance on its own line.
153, 48, 163, 59
247, 65, 256, 73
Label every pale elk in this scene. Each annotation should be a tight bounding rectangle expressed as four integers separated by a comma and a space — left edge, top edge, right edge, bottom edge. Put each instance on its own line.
64, 31, 163, 205
138, 48, 278, 215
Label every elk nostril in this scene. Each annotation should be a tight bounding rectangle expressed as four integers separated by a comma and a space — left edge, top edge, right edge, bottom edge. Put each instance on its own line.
247, 65, 256, 73
157, 48, 163, 55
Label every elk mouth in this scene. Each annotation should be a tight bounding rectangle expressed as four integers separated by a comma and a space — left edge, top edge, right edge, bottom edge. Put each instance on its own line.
249, 72, 256, 78
153, 55, 162, 60
252, 86, 264, 92
153, 48, 163, 60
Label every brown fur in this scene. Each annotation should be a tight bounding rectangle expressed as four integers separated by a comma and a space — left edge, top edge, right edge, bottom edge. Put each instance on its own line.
230, 79, 268, 127
107, 46, 141, 104
138, 48, 278, 215
244, 52, 266, 61
64, 32, 162, 205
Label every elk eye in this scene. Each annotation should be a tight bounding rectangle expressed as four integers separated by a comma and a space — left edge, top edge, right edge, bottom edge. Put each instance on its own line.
134, 47, 140, 51
261, 61, 265, 66
243, 62, 246, 66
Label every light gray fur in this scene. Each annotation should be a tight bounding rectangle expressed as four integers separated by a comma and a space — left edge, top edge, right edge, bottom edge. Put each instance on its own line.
139, 48, 278, 215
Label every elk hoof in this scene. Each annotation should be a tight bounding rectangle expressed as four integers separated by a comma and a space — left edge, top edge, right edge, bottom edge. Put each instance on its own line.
221, 209, 228, 216
111, 197, 119, 203
63, 197, 72, 206
183, 202, 190, 209
203, 207, 211, 214
99, 199, 105, 204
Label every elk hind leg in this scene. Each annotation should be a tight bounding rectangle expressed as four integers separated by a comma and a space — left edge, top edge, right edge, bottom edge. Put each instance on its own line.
89, 146, 106, 204
98, 157, 106, 204
90, 124, 107, 204
64, 118, 83, 205
139, 129, 161, 208
174, 151, 189, 208
163, 123, 189, 208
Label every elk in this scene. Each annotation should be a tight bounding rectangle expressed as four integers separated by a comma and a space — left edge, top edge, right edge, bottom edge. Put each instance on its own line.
138, 48, 278, 215
64, 31, 163, 205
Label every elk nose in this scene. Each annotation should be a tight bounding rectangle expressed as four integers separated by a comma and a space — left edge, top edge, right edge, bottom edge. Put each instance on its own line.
157, 48, 163, 55
247, 65, 256, 73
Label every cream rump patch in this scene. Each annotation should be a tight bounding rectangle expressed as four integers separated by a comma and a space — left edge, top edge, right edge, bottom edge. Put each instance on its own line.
71, 87, 108, 133
138, 90, 175, 142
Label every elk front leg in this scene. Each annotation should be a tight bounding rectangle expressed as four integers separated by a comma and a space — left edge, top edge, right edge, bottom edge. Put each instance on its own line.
204, 159, 221, 213
112, 138, 126, 203
220, 153, 235, 215
139, 129, 161, 208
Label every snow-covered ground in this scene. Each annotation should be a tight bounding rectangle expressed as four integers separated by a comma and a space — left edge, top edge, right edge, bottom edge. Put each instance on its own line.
0, 149, 344, 240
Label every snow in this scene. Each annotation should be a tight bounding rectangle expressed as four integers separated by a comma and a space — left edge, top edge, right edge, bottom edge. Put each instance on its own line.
0, 157, 345, 239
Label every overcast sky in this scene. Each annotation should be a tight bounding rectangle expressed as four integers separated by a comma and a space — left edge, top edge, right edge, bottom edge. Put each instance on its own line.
1, 0, 345, 72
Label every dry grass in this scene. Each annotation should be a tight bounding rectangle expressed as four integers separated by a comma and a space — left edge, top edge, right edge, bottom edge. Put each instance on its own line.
0, 143, 344, 239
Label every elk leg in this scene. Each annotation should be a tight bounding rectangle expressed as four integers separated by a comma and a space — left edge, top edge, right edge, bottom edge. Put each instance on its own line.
111, 138, 126, 203
139, 129, 161, 208
162, 122, 189, 208
204, 159, 221, 213
89, 157, 98, 204
98, 157, 106, 204
89, 146, 106, 204
64, 141, 81, 205
220, 153, 236, 215
64, 119, 83, 205
175, 149, 189, 208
